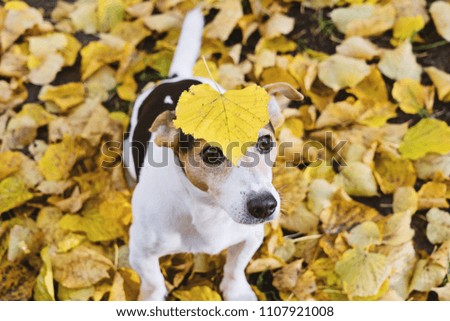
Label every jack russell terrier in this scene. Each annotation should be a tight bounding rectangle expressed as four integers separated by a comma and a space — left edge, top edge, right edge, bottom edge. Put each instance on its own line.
124, 8, 303, 300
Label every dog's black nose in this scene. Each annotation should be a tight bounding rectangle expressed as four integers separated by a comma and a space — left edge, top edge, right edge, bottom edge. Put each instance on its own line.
247, 193, 277, 219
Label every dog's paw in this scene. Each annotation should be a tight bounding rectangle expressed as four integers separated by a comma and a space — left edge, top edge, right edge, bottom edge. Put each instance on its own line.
220, 279, 257, 301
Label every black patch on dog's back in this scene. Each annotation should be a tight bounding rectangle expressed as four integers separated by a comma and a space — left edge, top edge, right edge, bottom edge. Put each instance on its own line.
132, 79, 201, 179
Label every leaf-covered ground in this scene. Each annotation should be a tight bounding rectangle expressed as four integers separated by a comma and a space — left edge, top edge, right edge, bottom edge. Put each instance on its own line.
0, 0, 449, 301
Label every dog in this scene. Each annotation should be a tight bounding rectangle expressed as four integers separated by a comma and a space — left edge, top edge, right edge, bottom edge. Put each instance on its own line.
124, 8, 303, 301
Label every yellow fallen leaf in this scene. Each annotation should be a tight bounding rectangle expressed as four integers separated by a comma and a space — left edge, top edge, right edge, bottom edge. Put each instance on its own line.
414, 153, 450, 180
378, 241, 417, 300
4, 1, 30, 10
393, 186, 418, 214
280, 202, 319, 235
145, 50, 173, 77
426, 208, 450, 244
97, 0, 125, 32
28, 32, 72, 84
273, 260, 317, 300
392, 78, 429, 114
260, 12, 295, 39
48, 188, 91, 213
172, 285, 222, 301
28, 53, 65, 85
117, 49, 151, 101
338, 162, 379, 197
80, 40, 128, 80
425, 67, 450, 102
109, 268, 140, 301
330, 4, 396, 37
0, 176, 33, 214
0, 5, 46, 51
318, 54, 370, 91
193, 60, 219, 79
320, 199, 379, 234
409, 240, 450, 292
335, 248, 389, 299
378, 41, 422, 81
246, 257, 285, 274
0, 46, 28, 78
109, 111, 129, 132
374, 151, 416, 194
173, 84, 270, 165
69, 1, 97, 34
84, 66, 117, 102
34, 247, 55, 301
38, 136, 81, 181
399, 118, 450, 160
0, 151, 22, 181
357, 101, 397, 127
379, 211, 415, 246
16, 103, 56, 127
260, 66, 298, 88
7, 219, 41, 261
393, 15, 425, 43
0, 79, 28, 112
59, 191, 131, 242
126, 1, 155, 18
61, 34, 82, 66
50, 244, 113, 288
255, 36, 297, 54
272, 165, 308, 213
204, 0, 243, 41
429, 1, 450, 42
348, 66, 388, 104
316, 101, 362, 128
417, 182, 449, 210
58, 285, 95, 301
143, 12, 182, 33
39, 83, 85, 112
111, 19, 151, 46
248, 49, 276, 78
307, 179, 337, 215
80, 104, 114, 146
344, 221, 381, 248
391, 0, 429, 22
36, 180, 73, 195
336, 36, 381, 60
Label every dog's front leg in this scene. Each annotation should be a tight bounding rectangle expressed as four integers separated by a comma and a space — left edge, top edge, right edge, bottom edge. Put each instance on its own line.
131, 255, 167, 301
220, 235, 263, 301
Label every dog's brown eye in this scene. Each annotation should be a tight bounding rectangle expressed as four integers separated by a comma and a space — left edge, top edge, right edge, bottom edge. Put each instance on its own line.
257, 135, 273, 154
201, 146, 225, 166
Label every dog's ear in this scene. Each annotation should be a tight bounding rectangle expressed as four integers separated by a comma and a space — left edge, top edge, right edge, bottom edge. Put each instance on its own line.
264, 82, 304, 129
149, 110, 178, 148
264, 82, 304, 101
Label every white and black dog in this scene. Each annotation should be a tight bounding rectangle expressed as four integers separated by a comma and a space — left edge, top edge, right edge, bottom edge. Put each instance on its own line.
124, 8, 303, 301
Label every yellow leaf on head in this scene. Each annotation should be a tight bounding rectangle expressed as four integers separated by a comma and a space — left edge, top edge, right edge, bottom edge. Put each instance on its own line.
173, 84, 270, 165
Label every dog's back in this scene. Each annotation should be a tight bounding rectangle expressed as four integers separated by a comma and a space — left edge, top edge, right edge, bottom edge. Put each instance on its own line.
123, 8, 204, 180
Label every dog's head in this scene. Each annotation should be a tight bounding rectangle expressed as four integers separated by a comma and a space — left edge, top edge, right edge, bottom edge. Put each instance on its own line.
150, 82, 303, 224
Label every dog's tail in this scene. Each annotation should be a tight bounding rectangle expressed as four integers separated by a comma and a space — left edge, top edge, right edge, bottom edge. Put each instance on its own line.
168, 8, 204, 78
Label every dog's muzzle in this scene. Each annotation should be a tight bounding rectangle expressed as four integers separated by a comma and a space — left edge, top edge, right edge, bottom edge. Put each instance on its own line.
246, 192, 277, 219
